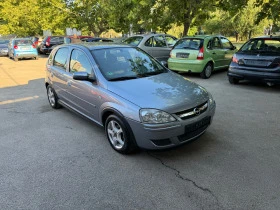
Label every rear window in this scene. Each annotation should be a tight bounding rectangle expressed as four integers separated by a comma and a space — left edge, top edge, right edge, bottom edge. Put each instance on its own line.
240, 38, 280, 55
122, 36, 143, 46
173, 38, 203, 50
15, 40, 33, 46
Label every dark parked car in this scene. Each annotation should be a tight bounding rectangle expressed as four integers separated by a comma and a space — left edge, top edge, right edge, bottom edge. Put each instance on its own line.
0, 39, 9, 56
228, 36, 280, 86
39, 36, 65, 54
81, 37, 114, 42
123, 33, 177, 61
45, 43, 216, 154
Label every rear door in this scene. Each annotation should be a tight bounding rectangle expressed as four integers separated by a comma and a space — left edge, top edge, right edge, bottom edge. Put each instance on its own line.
50, 47, 70, 102
151, 35, 170, 61
208, 37, 224, 68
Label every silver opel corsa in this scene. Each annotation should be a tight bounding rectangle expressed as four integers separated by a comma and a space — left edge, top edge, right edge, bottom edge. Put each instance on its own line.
45, 43, 216, 154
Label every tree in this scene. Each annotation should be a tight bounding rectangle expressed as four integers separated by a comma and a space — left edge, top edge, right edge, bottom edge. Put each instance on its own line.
163, 0, 217, 36
255, 0, 280, 30
0, 0, 70, 36
67, 0, 111, 36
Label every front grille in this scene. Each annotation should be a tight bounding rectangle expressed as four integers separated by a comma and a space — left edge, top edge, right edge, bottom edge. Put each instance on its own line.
175, 101, 208, 120
178, 116, 211, 142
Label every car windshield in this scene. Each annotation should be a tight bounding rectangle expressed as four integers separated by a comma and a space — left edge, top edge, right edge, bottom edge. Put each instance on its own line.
122, 36, 143, 46
240, 38, 280, 55
91, 47, 167, 81
15, 40, 33, 46
173, 38, 203, 50
0, 40, 9, 44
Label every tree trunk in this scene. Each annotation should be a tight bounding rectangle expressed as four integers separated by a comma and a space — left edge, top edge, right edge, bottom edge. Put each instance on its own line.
183, 20, 191, 37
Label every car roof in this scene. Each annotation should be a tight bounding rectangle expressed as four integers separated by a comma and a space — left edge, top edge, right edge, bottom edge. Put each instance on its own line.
13, 38, 33, 41
181, 34, 224, 39
127, 33, 173, 38
63, 42, 132, 50
251, 35, 280, 39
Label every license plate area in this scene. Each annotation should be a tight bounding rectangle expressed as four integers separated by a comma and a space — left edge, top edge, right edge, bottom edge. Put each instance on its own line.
245, 60, 269, 66
185, 116, 211, 133
176, 53, 189, 58
21, 47, 30, 50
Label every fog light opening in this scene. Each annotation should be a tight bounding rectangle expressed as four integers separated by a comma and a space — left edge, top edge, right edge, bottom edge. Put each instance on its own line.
266, 82, 274, 87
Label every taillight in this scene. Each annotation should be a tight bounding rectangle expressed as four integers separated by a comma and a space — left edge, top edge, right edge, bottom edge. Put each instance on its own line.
46, 37, 51, 46
14, 45, 18, 49
232, 54, 238, 63
32, 44, 36, 48
197, 47, 204, 60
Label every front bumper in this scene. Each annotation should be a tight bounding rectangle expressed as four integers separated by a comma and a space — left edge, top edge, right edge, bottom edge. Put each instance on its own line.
228, 66, 280, 84
126, 103, 216, 150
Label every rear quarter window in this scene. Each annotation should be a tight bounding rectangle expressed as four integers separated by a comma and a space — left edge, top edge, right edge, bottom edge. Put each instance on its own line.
53, 48, 69, 70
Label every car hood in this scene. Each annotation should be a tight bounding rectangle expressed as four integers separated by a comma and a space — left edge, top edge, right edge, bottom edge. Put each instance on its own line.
0, 44, 8, 48
107, 71, 209, 113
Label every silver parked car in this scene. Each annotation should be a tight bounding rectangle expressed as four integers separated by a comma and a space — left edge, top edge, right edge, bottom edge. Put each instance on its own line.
45, 43, 216, 154
123, 33, 177, 62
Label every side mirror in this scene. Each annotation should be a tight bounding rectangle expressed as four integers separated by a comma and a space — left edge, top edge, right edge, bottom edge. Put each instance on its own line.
73, 72, 96, 82
232, 46, 236, 50
73, 72, 88, 80
160, 60, 168, 68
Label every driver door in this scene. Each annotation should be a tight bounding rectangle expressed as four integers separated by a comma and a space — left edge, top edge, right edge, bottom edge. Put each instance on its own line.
66, 49, 101, 121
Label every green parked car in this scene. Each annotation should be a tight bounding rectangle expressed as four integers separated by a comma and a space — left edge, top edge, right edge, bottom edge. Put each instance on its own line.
168, 35, 236, 78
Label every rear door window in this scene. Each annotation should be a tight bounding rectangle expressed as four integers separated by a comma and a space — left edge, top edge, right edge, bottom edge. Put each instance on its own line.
212, 37, 222, 49
53, 48, 69, 70
153, 35, 167, 47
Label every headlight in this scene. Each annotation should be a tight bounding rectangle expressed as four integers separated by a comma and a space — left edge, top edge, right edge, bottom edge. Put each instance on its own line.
140, 109, 176, 124
208, 93, 215, 107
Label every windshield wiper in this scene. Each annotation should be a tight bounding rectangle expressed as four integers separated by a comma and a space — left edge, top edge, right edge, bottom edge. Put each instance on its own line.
139, 70, 165, 77
108, 76, 138, 81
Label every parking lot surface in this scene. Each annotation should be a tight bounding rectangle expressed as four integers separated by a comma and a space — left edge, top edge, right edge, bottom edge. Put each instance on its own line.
0, 56, 280, 210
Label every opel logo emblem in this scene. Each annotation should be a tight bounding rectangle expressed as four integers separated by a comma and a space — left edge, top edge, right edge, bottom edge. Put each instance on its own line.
194, 108, 200, 115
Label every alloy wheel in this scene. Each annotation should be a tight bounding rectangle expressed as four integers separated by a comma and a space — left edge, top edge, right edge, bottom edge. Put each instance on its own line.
48, 87, 56, 107
107, 120, 125, 150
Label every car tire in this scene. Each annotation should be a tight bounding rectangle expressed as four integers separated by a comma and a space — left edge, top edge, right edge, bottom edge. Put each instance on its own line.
105, 114, 138, 154
200, 62, 213, 79
228, 76, 239, 84
47, 85, 61, 109
35, 56, 39, 60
